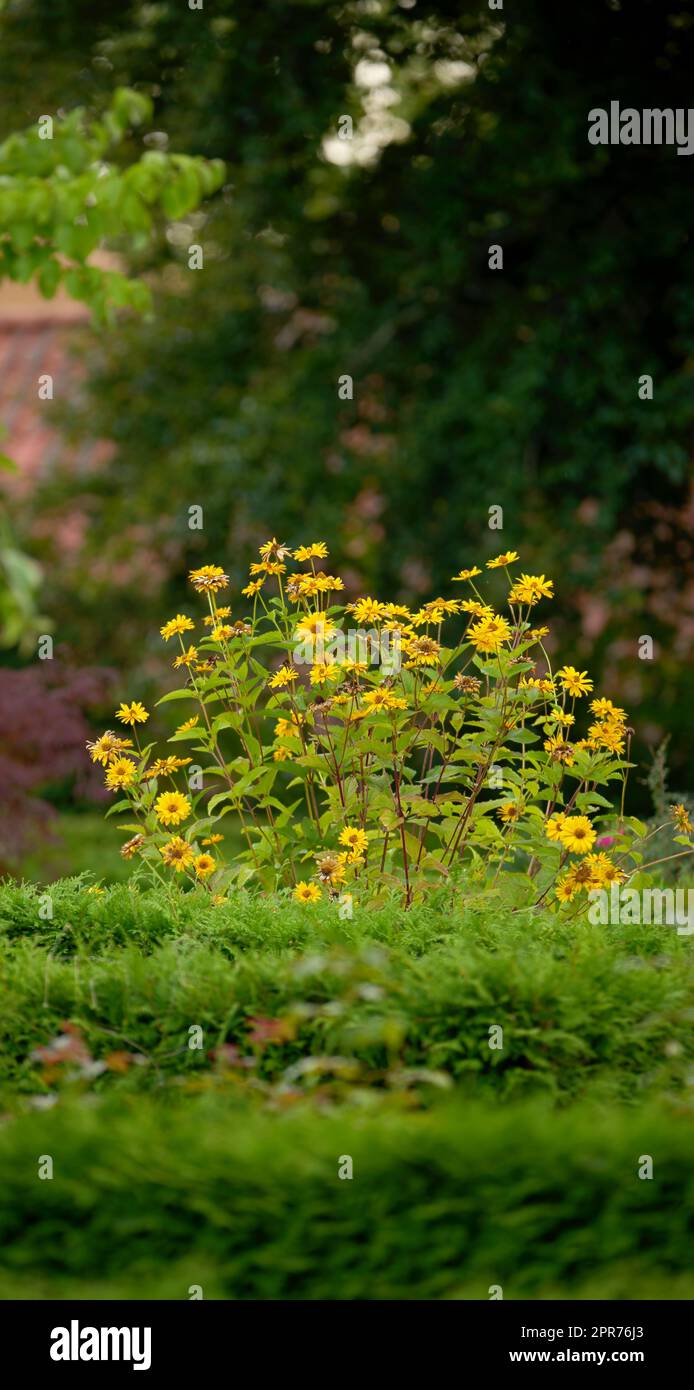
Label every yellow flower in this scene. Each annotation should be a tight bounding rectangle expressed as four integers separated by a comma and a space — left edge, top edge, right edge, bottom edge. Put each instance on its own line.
382, 603, 414, 621
202, 834, 224, 845
116, 701, 149, 726
155, 791, 191, 827
402, 634, 441, 667
451, 567, 482, 581
557, 815, 596, 855
105, 757, 138, 790
564, 861, 599, 893
529, 626, 550, 640
672, 803, 693, 835
543, 733, 575, 765
173, 645, 198, 669
460, 599, 494, 618
467, 614, 513, 653
454, 673, 481, 695
584, 852, 624, 887
148, 757, 192, 778
294, 612, 336, 643
547, 708, 574, 727
251, 560, 286, 576
360, 688, 408, 713
211, 625, 234, 642
273, 746, 291, 761
588, 721, 626, 753
242, 578, 265, 597
315, 851, 347, 887
347, 597, 388, 624
498, 801, 523, 823
557, 666, 593, 697
411, 604, 445, 626
121, 834, 145, 859
189, 564, 229, 593
314, 573, 344, 592
555, 875, 577, 903
259, 537, 293, 562
293, 880, 321, 903
545, 812, 567, 841
339, 660, 368, 675
203, 607, 232, 625
275, 715, 303, 739
160, 614, 195, 641
339, 826, 368, 855
310, 661, 340, 685
176, 716, 199, 733
86, 731, 134, 765
286, 573, 314, 600
160, 837, 195, 872
268, 664, 298, 689
519, 676, 555, 694
194, 853, 216, 878
294, 542, 329, 562
508, 574, 554, 605
486, 551, 519, 568
590, 698, 626, 722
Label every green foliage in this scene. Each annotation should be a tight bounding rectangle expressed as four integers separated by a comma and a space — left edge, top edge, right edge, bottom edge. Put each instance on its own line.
0, 515, 45, 650
0, 71, 224, 655
0, 1089, 692, 1299
1, 877, 692, 1296
1, 879, 692, 1105
0, 87, 224, 323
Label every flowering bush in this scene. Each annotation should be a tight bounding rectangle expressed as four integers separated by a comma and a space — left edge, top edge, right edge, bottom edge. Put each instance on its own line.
93, 542, 693, 908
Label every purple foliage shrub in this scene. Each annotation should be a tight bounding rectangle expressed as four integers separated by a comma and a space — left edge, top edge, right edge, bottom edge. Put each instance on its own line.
0, 658, 114, 868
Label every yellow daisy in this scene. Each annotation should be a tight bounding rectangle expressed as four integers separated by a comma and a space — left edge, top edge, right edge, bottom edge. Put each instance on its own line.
189, 565, 229, 593
293, 880, 321, 903
557, 815, 596, 855
339, 826, 368, 855
486, 551, 519, 568
268, 664, 298, 690
105, 757, 138, 790
160, 614, 195, 641
557, 666, 594, 698
115, 701, 149, 726
451, 567, 482, 581
155, 791, 191, 827
160, 837, 195, 872
86, 731, 134, 766
294, 542, 329, 562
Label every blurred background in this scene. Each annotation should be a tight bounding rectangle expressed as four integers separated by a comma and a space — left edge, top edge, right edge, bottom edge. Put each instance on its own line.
1, 0, 693, 878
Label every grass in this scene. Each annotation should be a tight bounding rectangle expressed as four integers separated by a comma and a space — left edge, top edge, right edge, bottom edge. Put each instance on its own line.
0, 875, 692, 1298
17, 811, 133, 885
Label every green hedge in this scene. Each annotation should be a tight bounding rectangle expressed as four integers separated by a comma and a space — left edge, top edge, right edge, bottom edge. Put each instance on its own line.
1, 881, 692, 1103
3, 875, 691, 960
0, 1094, 692, 1300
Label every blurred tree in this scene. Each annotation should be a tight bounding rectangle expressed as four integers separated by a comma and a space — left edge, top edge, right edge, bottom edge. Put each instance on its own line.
0, 80, 224, 645
0, 71, 223, 861
2, 0, 693, 791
